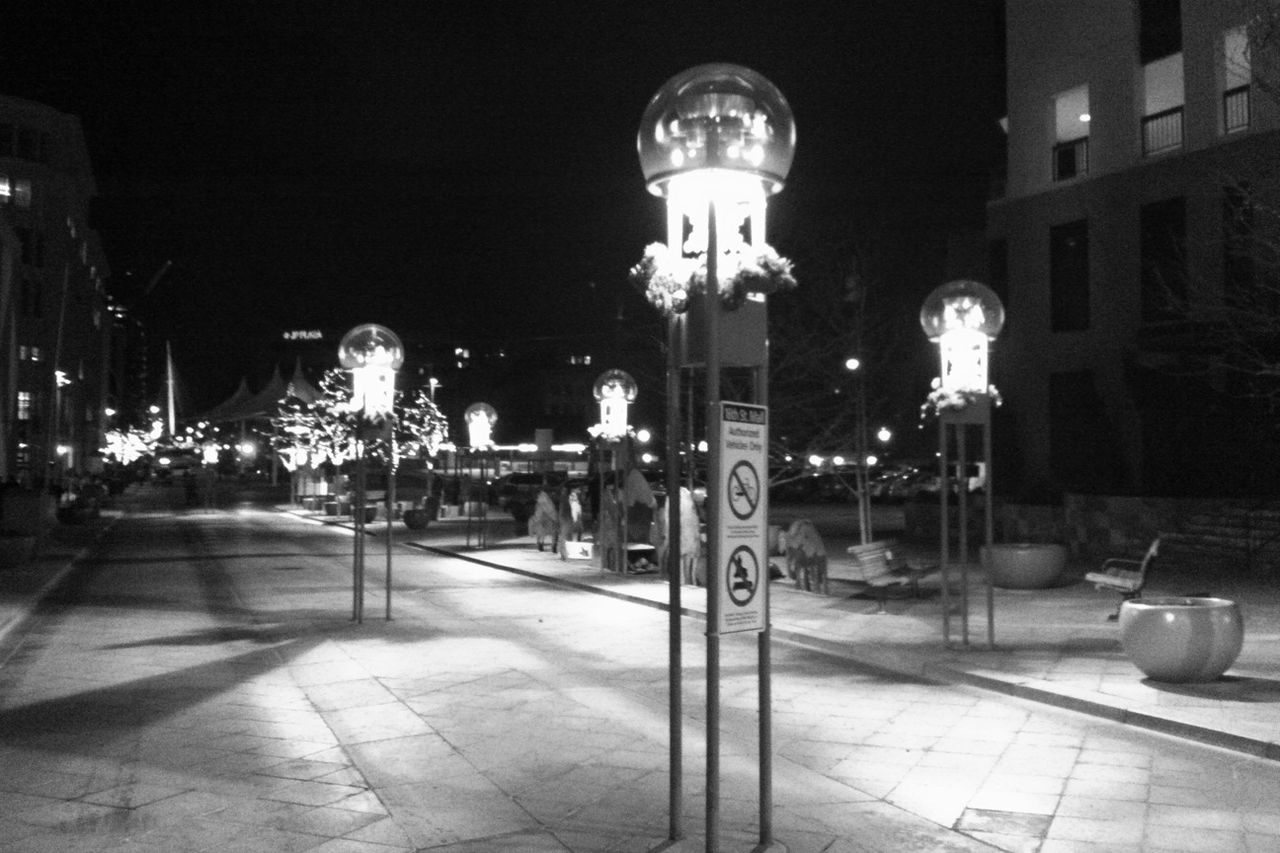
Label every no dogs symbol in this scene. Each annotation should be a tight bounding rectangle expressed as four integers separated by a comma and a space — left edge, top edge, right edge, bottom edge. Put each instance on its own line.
725, 545, 760, 607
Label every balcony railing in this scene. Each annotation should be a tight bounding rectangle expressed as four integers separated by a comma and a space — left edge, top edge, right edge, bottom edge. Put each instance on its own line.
1053, 136, 1089, 181
1224, 84, 1250, 134
1142, 106, 1183, 156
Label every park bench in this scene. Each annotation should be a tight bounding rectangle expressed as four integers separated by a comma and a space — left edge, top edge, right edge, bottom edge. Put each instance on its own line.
845, 540, 930, 613
1084, 537, 1160, 621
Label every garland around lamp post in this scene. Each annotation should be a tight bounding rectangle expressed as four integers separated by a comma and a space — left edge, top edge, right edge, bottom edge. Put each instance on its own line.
632, 64, 798, 321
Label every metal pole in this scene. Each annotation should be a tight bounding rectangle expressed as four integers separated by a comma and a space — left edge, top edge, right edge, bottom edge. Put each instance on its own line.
704, 197, 721, 853
857, 375, 871, 544
958, 422, 970, 646
756, 353, 772, 848
665, 312, 683, 842
354, 436, 365, 624
386, 416, 395, 621
940, 421, 950, 645
984, 405, 995, 647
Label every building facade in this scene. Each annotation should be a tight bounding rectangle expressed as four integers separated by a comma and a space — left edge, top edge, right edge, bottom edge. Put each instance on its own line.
0, 95, 113, 486
989, 1, 1280, 498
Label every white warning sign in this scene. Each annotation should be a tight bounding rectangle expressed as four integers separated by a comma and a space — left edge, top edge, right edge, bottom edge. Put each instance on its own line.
715, 402, 768, 634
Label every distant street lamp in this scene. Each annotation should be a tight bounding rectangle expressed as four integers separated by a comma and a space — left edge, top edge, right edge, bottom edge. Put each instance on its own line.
593, 369, 638, 440
464, 402, 497, 450
338, 323, 404, 624
920, 279, 1005, 648
593, 369, 638, 573
462, 402, 498, 549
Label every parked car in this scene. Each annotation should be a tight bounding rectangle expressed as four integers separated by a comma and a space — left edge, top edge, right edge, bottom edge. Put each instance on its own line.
150, 447, 200, 481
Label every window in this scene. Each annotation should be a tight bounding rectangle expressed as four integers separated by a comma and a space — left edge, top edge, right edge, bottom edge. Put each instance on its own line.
1053, 86, 1090, 181
1223, 26, 1251, 134
16, 127, 39, 161
1224, 184, 1255, 297
1050, 220, 1089, 331
1139, 0, 1181, 64
12, 178, 31, 208
1143, 54, 1184, 155
19, 279, 41, 318
1140, 197, 1187, 321
16, 391, 32, 421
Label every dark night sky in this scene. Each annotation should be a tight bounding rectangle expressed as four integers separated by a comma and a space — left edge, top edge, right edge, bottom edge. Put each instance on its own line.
5, 1, 1005, 410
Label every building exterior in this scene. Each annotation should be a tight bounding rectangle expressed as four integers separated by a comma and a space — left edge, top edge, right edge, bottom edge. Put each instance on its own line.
989, 1, 1280, 498
0, 95, 113, 486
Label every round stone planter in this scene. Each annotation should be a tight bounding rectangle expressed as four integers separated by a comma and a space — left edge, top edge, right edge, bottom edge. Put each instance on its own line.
980, 543, 1067, 589
1119, 596, 1244, 683
403, 509, 431, 531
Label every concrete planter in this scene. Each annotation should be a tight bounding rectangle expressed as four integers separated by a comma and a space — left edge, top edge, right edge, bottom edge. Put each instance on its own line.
403, 509, 431, 531
1119, 596, 1244, 683
980, 542, 1067, 589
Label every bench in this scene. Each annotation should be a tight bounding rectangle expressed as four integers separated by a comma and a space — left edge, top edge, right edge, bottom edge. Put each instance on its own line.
846, 540, 929, 613
1084, 537, 1160, 621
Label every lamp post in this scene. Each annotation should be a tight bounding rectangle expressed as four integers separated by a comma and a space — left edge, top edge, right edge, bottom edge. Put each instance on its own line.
463, 402, 497, 549
638, 63, 794, 850
920, 280, 1004, 648
593, 369, 637, 573
338, 323, 403, 624
844, 357, 873, 545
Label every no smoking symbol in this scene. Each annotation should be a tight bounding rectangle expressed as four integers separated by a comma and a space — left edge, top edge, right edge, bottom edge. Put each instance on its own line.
727, 461, 760, 521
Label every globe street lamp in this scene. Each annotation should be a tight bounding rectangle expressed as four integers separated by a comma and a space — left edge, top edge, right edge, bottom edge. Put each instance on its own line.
338, 323, 404, 624
463, 402, 498, 548
593, 369, 638, 573
638, 63, 795, 851
920, 280, 1004, 648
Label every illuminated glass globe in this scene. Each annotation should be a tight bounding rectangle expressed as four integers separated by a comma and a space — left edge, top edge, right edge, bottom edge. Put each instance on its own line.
593, 369, 638, 402
337, 324, 404, 370
637, 63, 796, 198
464, 402, 498, 449
919, 280, 1005, 342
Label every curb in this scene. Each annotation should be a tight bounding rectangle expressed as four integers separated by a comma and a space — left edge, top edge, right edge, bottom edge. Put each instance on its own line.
413, 539, 1280, 764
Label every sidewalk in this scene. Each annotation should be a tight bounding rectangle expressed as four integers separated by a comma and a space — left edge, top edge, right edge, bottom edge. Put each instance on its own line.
4, 494, 1278, 764
294, 506, 1280, 764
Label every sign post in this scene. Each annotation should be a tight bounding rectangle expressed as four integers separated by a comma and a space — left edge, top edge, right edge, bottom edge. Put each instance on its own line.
715, 402, 768, 635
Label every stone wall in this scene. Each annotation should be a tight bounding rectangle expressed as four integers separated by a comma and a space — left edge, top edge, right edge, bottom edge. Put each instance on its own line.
908, 494, 1275, 565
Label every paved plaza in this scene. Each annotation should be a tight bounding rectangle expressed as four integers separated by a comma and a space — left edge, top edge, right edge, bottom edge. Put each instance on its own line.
1, 484, 1279, 851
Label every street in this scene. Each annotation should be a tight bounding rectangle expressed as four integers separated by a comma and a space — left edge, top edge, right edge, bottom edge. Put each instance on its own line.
1, 492, 1279, 852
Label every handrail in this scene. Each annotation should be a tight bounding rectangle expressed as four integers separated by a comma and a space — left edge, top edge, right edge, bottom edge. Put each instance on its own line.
1142, 106, 1183, 155
1224, 85, 1250, 134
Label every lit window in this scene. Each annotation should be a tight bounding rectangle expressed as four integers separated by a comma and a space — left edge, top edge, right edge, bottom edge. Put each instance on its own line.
17, 345, 28, 360
12, 178, 31, 208
1053, 86, 1090, 181
29, 346, 42, 362
0, 174, 8, 203
16, 391, 32, 421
